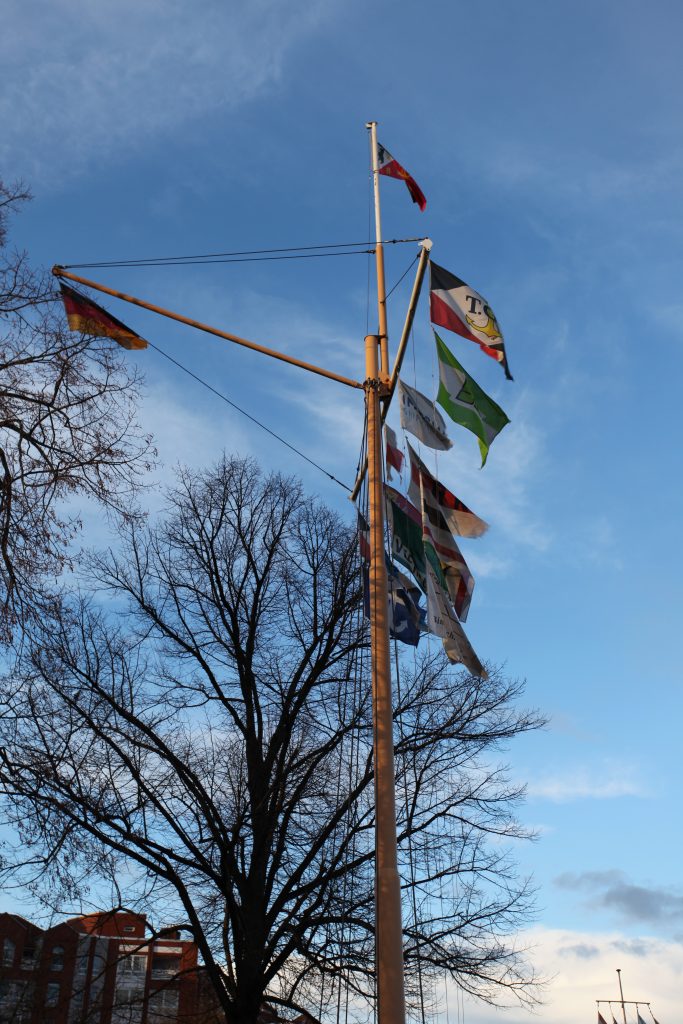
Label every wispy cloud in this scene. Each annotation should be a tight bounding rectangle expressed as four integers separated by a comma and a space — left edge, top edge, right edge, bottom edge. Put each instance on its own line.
474, 139, 683, 207
0, 0, 336, 181
527, 760, 647, 803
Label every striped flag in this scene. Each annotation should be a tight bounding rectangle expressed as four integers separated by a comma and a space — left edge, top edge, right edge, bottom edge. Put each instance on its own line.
60, 284, 148, 350
407, 443, 488, 539
377, 143, 426, 211
435, 332, 509, 466
430, 260, 512, 379
423, 537, 485, 677
385, 485, 475, 621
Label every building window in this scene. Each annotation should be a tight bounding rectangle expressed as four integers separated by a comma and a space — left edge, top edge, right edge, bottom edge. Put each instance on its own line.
45, 983, 60, 1008
151, 956, 181, 980
118, 955, 147, 976
147, 988, 179, 1024
1, 940, 14, 967
50, 946, 65, 972
20, 945, 37, 970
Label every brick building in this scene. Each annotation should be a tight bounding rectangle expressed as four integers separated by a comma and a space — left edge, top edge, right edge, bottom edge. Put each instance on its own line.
0, 911, 198, 1024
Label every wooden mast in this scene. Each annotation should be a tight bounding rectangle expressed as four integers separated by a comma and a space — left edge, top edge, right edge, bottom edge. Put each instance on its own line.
365, 120, 407, 1024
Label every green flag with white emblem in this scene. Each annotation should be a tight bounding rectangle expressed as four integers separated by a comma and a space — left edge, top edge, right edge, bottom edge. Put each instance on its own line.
434, 331, 510, 466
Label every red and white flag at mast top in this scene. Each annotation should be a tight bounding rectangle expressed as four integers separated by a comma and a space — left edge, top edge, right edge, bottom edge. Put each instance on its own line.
377, 143, 427, 211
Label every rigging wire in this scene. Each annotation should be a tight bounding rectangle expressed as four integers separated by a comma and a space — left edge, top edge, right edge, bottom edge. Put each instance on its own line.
62, 237, 426, 270
143, 338, 353, 492
63, 251, 375, 270
385, 252, 420, 301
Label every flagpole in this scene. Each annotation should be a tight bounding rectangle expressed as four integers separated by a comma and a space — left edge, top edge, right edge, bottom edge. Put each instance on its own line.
364, 333, 406, 1024
617, 969, 627, 1024
366, 122, 390, 382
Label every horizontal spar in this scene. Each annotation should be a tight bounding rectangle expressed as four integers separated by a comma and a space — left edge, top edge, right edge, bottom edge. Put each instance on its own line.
52, 267, 364, 391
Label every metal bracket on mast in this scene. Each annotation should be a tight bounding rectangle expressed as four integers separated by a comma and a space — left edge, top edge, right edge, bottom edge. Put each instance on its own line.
363, 377, 391, 399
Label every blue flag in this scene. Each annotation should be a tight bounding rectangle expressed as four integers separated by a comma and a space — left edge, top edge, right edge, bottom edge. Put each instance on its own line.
362, 559, 424, 647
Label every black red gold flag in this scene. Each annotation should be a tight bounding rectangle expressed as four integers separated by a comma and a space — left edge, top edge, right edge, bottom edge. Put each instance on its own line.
60, 284, 147, 351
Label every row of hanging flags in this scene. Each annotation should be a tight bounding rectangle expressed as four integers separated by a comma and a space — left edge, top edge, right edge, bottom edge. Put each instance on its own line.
364, 141, 513, 678
598, 1013, 661, 1024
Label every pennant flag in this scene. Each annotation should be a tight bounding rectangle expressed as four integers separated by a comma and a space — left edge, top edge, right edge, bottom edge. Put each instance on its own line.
407, 443, 488, 539
598, 1013, 609, 1024
434, 332, 510, 466
385, 425, 404, 479
637, 1014, 649, 1024
398, 380, 452, 451
386, 485, 475, 622
429, 261, 512, 379
377, 143, 426, 211
611, 1016, 619, 1024
59, 284, 148, 351
423, 537, 485, 677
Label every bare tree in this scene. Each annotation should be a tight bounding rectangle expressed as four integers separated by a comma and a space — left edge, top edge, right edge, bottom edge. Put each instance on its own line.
0, 180, 154, 639
0, 457, 543, 1024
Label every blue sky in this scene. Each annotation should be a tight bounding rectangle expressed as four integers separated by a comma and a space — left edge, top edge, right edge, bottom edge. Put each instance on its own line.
3, 0, 683, 1019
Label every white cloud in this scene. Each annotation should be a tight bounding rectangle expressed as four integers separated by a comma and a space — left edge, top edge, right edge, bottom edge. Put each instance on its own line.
455, 927, 682, 1024
527, 760, 647, 803
0, 0, 336, 181
139, 380, 253, 490
473, 138, 683, 207
467, 550, 514, 579
568, 513, 623, 571
61, 376, 253, 555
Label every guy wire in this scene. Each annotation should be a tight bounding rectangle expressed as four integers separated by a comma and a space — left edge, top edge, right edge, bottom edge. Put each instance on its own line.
62, 237, 426, 270
144, 338, 353, 492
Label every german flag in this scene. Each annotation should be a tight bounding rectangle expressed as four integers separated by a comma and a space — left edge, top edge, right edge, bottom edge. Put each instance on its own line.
59, 284, 147, 350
